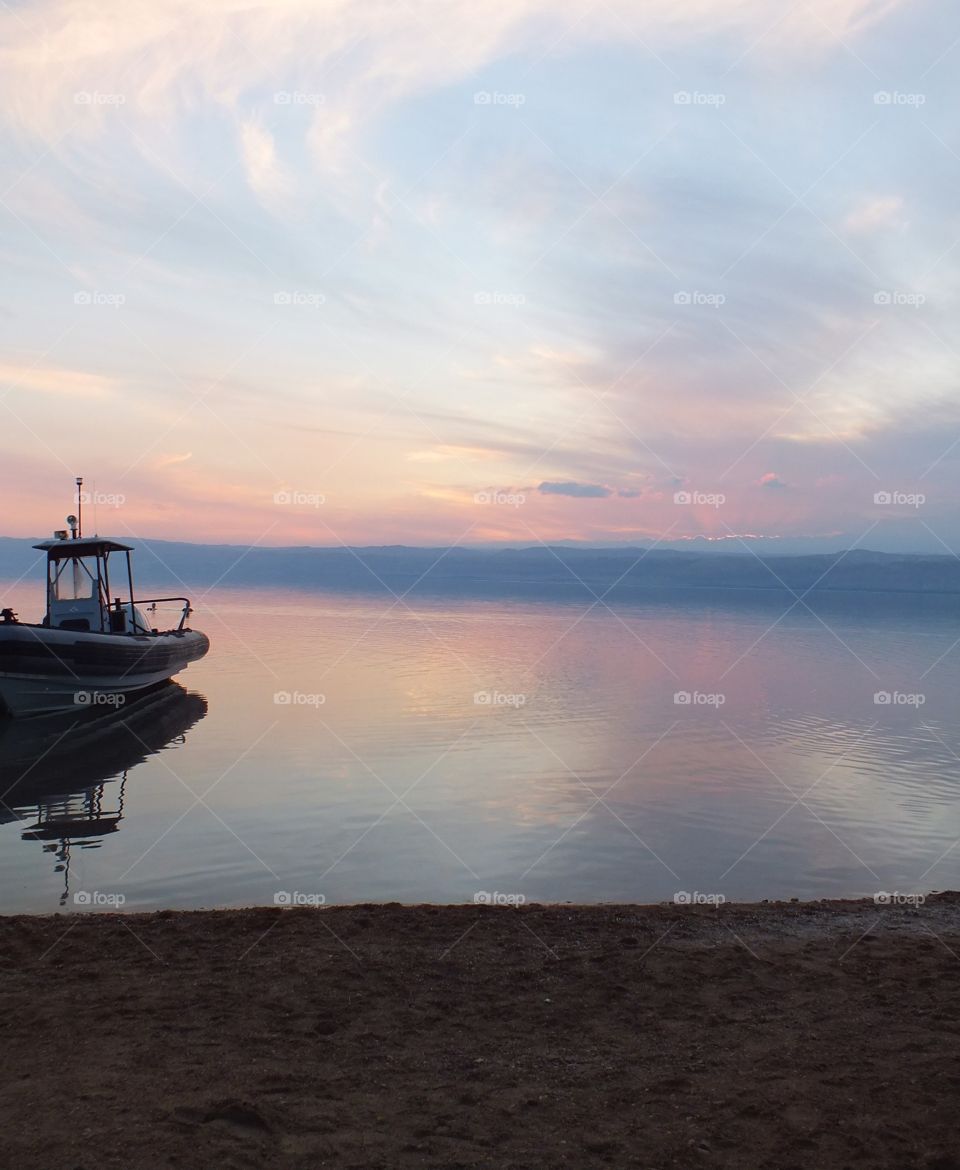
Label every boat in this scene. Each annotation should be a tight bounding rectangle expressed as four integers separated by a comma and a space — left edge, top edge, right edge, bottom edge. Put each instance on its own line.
0, 483, 210, 717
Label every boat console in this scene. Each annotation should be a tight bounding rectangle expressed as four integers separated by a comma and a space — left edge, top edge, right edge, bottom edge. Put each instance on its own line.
34, 535, 192, 635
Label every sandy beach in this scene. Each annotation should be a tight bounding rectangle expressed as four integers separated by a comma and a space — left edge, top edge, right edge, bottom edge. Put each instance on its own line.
2, 896, 960, 1169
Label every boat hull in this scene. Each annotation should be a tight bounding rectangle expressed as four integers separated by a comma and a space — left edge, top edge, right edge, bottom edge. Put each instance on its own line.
0, 624, 210, 717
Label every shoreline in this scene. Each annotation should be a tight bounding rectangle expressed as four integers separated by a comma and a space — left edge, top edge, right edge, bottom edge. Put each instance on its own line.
3, 894, 960, 1167
2, 890, 952, 929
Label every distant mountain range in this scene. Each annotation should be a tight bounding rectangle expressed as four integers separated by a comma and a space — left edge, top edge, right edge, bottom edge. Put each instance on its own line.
2, 538, 959, 600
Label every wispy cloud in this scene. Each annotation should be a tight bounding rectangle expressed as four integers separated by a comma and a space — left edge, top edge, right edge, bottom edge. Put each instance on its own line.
844, 195, 906, 235
539, 481, 613, 499
239, 119, 292, 205
0, 362, 115, 398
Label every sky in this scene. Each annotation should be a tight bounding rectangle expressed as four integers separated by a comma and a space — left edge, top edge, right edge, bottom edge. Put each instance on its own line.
1, 0, 958, 552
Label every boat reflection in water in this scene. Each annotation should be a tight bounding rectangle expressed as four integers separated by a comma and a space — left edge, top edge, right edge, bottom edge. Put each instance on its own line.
0, 682, 207, 904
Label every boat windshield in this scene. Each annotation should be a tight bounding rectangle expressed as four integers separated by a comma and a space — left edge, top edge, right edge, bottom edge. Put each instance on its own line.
51, 557, 99, 601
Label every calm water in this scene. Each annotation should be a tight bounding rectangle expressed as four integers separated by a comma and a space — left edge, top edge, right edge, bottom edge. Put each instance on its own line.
1, 582, 959, 914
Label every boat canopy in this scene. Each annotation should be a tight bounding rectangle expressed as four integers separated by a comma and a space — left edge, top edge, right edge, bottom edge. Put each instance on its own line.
34, 537, 134, 560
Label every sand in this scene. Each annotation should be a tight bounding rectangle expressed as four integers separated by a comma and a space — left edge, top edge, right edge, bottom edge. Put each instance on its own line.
2, 896, 960, 1169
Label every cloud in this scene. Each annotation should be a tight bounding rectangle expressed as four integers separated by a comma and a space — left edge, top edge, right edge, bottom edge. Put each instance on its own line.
406, 443, 509, 464
0, 0, 906, 161
155, 452, 193, 469
239, 119, 292, 204
0, 362, 115, 398
844, 195, 906, 235
539, 481, 613, 498
758, 472, 788, 489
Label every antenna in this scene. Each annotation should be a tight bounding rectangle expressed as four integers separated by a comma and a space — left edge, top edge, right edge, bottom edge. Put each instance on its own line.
75, 476, 83, 538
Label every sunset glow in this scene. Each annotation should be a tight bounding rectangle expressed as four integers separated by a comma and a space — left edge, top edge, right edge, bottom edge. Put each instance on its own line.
0, 0, 956, 551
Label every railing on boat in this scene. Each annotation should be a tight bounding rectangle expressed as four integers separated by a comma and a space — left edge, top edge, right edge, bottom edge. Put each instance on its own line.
125, 597, 194, 633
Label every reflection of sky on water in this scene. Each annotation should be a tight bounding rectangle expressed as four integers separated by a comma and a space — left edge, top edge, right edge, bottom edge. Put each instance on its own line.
1, 583, 959, 912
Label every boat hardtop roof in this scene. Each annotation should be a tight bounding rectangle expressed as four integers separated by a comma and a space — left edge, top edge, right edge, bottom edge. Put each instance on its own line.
33, 536, 134, 559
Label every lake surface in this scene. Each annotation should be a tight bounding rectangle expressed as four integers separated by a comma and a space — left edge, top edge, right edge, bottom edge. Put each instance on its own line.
1, 582, 959, 913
